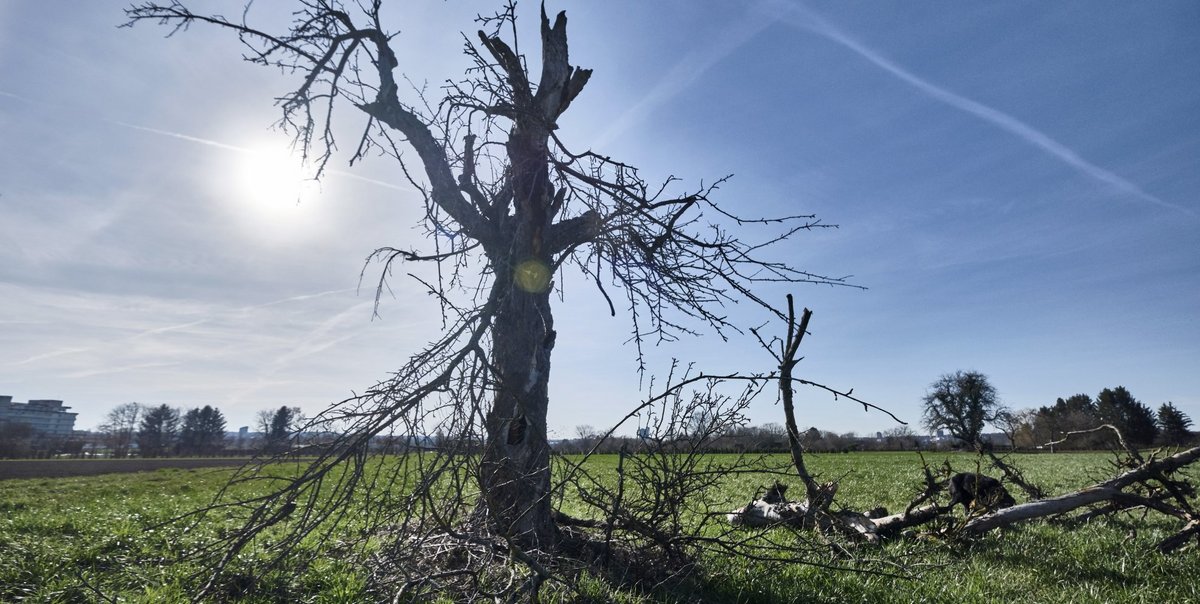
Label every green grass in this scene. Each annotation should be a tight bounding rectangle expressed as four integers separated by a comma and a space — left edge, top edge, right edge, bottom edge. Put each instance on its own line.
1, 452, 1196, 602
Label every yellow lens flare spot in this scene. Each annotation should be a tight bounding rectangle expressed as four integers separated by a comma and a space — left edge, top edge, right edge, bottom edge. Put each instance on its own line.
514, 259, 552, 293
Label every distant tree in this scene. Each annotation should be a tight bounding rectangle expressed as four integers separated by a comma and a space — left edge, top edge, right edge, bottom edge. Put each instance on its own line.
0, 421, 34, 458
1096, 387, 1158, 446
802, 427, 822, 445
1027, 394, 1105, 450
137, 404, 180, 457
1157, 402, 1194, 446
1002, 409, 1037, 449
922, 371, 1005, 451
179, 405, 227, 456
255, 409, 275, 437
881, 425, 916, 450
264, 406, 302, 452
99, 402, 143, 457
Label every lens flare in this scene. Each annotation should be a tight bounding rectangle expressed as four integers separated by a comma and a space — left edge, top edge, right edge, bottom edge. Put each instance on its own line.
514, 259, 551, 293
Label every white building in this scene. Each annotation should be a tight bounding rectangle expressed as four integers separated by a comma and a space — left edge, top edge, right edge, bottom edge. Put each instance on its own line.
0, 396, 78, 437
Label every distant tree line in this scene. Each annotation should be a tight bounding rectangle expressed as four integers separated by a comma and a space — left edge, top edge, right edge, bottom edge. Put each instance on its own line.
555, 422, 924, 456
94, 402, 230, 457
1009, 387, 1194, 450
920, 370, 1194, 452
84, 402, 304, 458
554, 377, 1194, 456
0, 422, 87, 459
11, 384, 1186, 460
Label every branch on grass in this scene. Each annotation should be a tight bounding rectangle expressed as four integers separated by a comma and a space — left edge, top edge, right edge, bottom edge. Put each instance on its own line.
963, 445, 1200, 536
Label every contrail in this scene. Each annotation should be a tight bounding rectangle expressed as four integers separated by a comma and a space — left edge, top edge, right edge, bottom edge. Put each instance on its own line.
14, 347, 90, 366
112, 121, 248, 152
128, 319, 209, 340
64, 361, 177, 379
328, 169, 412, 192
593, 9, 778, 149
0, 90, 33, 103
126, 288, 361, 340
113, 121, 411, 192
772, 1, 1195, 218
245, 288, 359, 310
266, 301, 373, 372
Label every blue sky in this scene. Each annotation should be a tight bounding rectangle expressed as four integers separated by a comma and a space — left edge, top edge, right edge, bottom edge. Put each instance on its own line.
1, 1, 1197, 437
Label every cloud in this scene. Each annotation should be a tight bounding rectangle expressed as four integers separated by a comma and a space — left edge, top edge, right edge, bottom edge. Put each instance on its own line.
771, 1, 1196, 218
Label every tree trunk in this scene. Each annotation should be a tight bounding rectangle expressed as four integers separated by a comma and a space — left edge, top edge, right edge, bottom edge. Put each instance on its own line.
478, 264, 558, 547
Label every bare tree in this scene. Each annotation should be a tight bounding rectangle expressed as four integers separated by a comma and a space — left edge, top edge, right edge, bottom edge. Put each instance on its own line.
922, 370, 1004, 450
253, 409, 275, 437
98, 402, 143, 457
123, 1, 851, 596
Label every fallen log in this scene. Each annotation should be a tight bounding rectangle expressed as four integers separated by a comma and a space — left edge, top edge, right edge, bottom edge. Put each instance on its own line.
729, 445, 1200, 552
964, 445, 1200, 536
870, 504, 944, 537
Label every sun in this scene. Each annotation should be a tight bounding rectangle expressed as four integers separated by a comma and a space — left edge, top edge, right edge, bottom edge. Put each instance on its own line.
230, 143, 322, 241
237, 145, 311, 212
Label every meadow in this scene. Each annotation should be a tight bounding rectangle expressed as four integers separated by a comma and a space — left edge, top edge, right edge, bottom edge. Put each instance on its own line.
1, 451, 1196, 603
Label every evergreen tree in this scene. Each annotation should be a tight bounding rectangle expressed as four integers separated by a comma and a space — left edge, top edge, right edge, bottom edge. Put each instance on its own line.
179, 405, 227, 455
265, 406, 299, 452
1050, 394, 1097, 416
1031, 394, 1104, 449
136, 404, 179, 457
1096, 386, 1159, 446
1156, 402, 1194, 445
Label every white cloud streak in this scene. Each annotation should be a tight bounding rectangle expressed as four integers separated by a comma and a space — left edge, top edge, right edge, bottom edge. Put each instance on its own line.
267, 301, 373, 372
0, 90, 33, 103
112, 121, 247, 152
13, 347, 91, 366
772, 1, 1196, 218
242, 288, 359, 311
64, 361, 178, 379
112, 121, 411, 192
593, 8, 777, 148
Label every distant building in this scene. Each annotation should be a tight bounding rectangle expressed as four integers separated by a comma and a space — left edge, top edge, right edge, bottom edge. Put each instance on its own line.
0, 396, 78, 437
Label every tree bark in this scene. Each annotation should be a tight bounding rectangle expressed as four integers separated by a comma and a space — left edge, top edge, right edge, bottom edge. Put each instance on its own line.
480, 278, 558, 546
473, 8, 591, 548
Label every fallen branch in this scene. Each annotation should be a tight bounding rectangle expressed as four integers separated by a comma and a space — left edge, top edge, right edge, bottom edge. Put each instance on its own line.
964, 445, 1200, 536
1157, 519, 1200, 554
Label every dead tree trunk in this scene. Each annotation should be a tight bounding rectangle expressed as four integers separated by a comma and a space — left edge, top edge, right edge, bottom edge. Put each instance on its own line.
479, 274, 558, 546
772, 297, 827, 509
126, 7, 857, 593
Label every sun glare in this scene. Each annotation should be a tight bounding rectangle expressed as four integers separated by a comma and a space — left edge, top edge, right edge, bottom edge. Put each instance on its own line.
230, 143, 322, 242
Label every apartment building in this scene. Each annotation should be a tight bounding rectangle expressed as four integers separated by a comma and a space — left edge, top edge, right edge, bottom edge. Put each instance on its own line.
0, 396, 78, 437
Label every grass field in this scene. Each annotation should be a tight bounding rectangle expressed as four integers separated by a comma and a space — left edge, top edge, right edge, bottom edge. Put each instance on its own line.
0, 458, 258, 480
1, 451, 1196, 603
